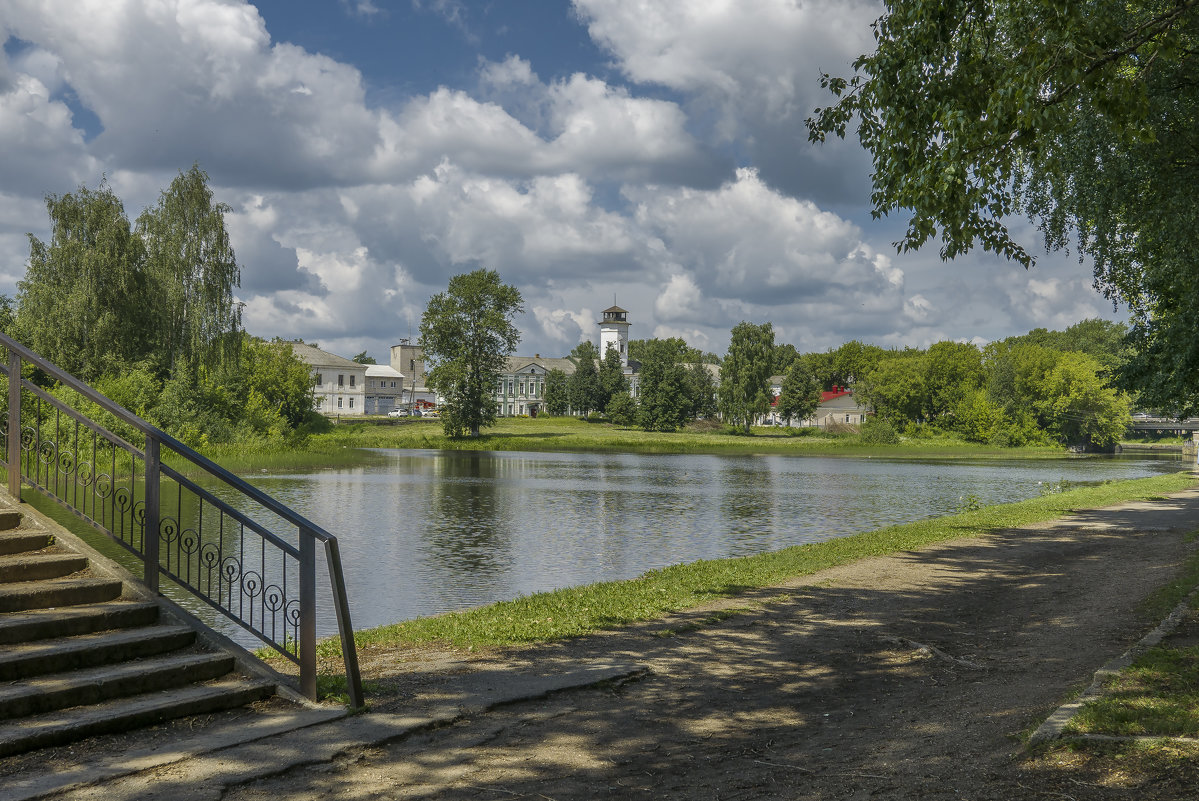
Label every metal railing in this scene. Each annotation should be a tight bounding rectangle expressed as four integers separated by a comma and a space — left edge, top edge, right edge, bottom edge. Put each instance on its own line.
0, 333, 363, 707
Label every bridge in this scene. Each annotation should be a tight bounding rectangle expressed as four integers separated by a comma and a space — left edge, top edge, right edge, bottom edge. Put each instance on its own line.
1128, 417, 1199, 434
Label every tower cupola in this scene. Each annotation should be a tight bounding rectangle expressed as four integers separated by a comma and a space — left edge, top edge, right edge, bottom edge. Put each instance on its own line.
598, 305, 631, 368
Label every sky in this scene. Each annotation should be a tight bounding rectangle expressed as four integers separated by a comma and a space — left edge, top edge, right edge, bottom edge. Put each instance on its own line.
0, 0, 1124, 363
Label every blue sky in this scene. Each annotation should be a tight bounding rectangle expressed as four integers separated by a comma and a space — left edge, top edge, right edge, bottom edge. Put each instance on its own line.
0, 0, 1122, 363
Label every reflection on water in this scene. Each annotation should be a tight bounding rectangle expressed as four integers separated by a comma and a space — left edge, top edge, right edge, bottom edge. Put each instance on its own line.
38, 449, 1180, 647
234, 449, 1182, 641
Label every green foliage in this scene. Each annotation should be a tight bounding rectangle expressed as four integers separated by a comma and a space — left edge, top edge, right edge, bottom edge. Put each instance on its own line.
807, 2, 1199, 413
856, 351, 926, 425
567, 340, 601, 416
628, 337, 701, 364
605, 392, 638, 426
684, 362, 718, 419
637, 338, 690, 432
859, 415, 899, 445
543, 368, 570, 416
719, 321, 776, 433
19, 180, 151, 381
777, 360, 821, 424
351, 351, 377, 364
137, 164, 241, 376
420, 269, 523, 438
597, 346, 628, 412
831, 340, 886, 389
922, 341, 984, 424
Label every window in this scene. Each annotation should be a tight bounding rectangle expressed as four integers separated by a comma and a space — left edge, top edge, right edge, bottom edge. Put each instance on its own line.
314, 373, 322, 385
350, 375, 355, 387
349, 398, 354, 409
519, 382, 525, 396
391, 381, 397, 388
338, 374, 344, 387
337, 397, 343, 409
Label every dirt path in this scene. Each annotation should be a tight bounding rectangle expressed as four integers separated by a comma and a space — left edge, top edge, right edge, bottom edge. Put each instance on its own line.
44, 489, 1199, 800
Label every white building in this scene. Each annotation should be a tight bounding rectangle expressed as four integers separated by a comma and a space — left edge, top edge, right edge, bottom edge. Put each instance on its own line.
365, 364, 404, 415
494, 355, 577, 417
290, 342, 367, 416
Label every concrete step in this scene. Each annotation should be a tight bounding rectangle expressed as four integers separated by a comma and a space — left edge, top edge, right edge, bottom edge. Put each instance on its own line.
0, 624, 196, 681
0, 651, 236, 720
0, 600, 160, 645
0, 508, 22, 531
0, 552, 89, 583
0, 530, 52, 555
0, 677, 277, 757
0, 576, 122, 613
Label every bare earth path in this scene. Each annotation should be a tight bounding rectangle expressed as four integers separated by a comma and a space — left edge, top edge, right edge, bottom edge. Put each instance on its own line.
38, 488, 1199, 800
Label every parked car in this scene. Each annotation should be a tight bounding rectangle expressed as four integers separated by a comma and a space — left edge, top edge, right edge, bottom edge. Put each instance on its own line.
424, 411, 440, 419
387, 408, 409, 418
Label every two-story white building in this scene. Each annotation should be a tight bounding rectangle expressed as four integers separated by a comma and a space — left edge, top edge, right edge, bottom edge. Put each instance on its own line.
290, 342, 367, 416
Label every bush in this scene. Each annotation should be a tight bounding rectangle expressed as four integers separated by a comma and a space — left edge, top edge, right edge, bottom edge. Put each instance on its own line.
605, 394, 638, 426
859, 415, 900, 445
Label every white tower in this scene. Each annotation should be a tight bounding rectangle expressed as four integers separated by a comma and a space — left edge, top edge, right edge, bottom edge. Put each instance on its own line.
599, 305, 630, 367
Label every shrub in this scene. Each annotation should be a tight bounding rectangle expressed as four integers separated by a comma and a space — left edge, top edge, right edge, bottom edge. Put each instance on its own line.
859, 415, 899, 445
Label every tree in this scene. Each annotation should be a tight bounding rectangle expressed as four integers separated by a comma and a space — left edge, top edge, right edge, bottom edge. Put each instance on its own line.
605, 392, 638, 426
856, 352, 926, 426
719, 322, 775, 433
637, 339, 690, 432
922, 341, 984, 425
807, 2, 1199, 413
831, 340, 885, 390
419, 269, 523, 437
352, 351, 377, 365
683, 362, 718, 419
628, 337, 701, 364
567, 341, 601, 416
597, 346, 628, 413
777, 360, 822, 425
543, 368, 570, 416
18, 181, 152, 380
137, 164, 241, 376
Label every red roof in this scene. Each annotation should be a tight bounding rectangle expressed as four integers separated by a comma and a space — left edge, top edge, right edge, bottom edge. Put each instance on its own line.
820, 386, 852, 403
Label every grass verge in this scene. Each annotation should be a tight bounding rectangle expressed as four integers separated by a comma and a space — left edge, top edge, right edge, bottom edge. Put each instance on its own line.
303, 415, 1069, 459
307, 470, 1196, 662
1065, 645, 1199, 737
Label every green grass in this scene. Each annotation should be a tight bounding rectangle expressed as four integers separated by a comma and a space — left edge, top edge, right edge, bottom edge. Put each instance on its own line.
1066, 645, 1199, 737
307, 470, 1196, 661
300, 415, 1068, 460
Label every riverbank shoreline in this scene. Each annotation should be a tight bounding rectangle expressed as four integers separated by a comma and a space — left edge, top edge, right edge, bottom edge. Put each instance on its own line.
201, 417, 1079, 473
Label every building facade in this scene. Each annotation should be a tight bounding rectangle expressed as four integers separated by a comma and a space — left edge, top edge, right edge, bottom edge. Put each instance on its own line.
290, 342, 367, 416
389, 339, 437, 407
365, 364, 404, 415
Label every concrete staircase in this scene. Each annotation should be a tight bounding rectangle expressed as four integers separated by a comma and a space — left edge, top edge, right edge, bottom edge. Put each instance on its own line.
0, 506, 277, 757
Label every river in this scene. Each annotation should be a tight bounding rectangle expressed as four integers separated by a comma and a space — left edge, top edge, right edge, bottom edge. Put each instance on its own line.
240, 449, 1183, 637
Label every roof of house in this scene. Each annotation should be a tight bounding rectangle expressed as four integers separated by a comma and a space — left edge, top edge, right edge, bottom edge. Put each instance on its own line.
505, 355, 577, 374
366, 364, 404, 379
602, 305, 628, 314
289, 342, 364, 370
821, 386, 853, 403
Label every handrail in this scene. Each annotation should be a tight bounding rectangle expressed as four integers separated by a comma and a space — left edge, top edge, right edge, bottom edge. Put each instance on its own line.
0, 332, 362, 707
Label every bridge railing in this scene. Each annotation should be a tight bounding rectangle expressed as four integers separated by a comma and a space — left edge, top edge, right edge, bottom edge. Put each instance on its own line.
0, 333, 362, 707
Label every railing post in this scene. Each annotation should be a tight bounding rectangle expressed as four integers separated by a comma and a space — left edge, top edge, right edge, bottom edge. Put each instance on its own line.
7, 351, 21, 501
300, 528, 317, 701
324, 538, 364, 709
143, 435, 161, 593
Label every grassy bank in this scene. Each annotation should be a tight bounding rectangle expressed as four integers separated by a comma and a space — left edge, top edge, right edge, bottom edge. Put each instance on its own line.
315, 470, 1195, 661
301, 415, 1068, 460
